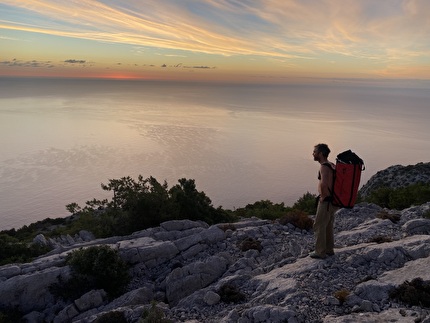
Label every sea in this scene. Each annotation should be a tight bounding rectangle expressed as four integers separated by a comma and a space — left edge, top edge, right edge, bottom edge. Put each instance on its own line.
1, 77, 429, 230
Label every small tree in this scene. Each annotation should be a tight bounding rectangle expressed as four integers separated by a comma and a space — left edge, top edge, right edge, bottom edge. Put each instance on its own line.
292, 192, 318, 214
66, 245, 130, 298
169, 178, 231, 224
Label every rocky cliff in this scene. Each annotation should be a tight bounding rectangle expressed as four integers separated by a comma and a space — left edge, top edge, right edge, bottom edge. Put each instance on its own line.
1, 162, 430, 323
1, 202, 430, 323
359, 162, 430, 197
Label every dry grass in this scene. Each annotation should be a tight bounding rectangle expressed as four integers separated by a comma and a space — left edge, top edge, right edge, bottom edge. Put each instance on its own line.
279, 210, 314, 230
368, 235, 393, 244
376, 210, 401, 223
334, 288, 350, 305
238, 237, 262, 252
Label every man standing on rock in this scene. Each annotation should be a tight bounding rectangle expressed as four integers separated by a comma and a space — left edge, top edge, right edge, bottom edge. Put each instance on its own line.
310, 143, 339, 259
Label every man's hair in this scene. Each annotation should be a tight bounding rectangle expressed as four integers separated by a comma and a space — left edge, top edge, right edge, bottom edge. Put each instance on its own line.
314, 143, 331, 158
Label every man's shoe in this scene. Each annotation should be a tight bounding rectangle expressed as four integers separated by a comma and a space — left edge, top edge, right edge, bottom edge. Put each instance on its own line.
309, 252, 326, 259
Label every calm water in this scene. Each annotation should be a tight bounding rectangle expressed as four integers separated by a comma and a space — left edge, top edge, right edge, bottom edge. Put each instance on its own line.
1, 77, 429, 230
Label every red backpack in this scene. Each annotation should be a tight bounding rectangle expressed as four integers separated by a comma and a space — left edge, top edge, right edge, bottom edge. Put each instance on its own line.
329, 150, 365, 208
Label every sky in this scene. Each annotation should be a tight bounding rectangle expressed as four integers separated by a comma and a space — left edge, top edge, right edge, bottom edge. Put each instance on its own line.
1, 0, 430, 83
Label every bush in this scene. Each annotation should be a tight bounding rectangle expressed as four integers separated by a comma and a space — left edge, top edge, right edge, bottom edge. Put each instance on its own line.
0, 234, 50, 266
389, 278, 430, 307
1, 217, 69, 241
233, 200, 289, 220
365, 187, 392, 208
238, 237, 262, 252
140, 302, 172, 323
365, 183, 430, 210
49, 273, 90, 302
368, 235, 392, 244
0, 308, 22, 323
292, 192, 318, 214
65, 176, 234, 237
218, 283, 245, 303
279, 210, 314, 230
65, 245, 130, 298
232, 193, 317, 221
94, 311, 127, 323
334, 288, 350, 305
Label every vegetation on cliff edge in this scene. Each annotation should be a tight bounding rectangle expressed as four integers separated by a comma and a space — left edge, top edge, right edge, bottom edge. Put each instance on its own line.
1, 174, 430, 266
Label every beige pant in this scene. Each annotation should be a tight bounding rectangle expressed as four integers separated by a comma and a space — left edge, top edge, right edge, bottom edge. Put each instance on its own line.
313, 201, 339, 256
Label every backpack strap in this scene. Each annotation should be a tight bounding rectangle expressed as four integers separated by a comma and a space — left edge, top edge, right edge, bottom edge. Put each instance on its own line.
318, 162, 334, 180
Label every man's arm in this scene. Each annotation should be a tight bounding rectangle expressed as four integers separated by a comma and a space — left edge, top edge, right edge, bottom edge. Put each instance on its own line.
319, 165, 332, 201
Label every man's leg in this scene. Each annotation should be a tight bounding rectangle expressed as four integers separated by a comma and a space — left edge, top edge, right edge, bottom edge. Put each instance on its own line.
325, 205, 339, 255
313, 201, 330, 257
325, 208, 335, 255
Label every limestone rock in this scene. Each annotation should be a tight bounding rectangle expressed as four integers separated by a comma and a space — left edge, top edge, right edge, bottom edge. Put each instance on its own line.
33, 234, 49, 247
324, 308, 426, 323
359, 162, 430, 197
2, 204, 430, 323
119, 237, 179, 267
0, 265, 21, 279
78, 230, 95, 241
74, 289, 106, 312
403, 218, 430, 235
203, 291, 221, 305
53, 303, 79, 323
160, 219, 208, 231
0, 266, 71, 312
241, 305, 297, 322
166, 255, 229, 305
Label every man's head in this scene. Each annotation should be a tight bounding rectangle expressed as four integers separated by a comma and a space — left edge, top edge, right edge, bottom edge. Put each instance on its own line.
313, 143, 330, 162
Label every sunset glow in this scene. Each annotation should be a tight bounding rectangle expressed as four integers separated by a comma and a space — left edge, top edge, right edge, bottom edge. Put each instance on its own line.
1, 0, 430, 83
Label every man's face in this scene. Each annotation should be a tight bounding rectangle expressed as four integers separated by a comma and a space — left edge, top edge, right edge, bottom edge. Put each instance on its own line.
313, 149, 321, 162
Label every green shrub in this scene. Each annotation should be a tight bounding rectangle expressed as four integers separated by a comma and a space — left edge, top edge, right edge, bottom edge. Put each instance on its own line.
279, 209, 314, 230
218, 283, 245, 304
2, 217, 69, 241
232, 193, 317, 221
365, 183, 430, 210
65, 176, 234, 237
94, 311, 127, 323
0, 308, 22, 323
233, 200, 290, 220
0, 234, 50, 266
65, 245, 130, 298
49, 272, 90, 301
140, 302, 172, 323
292, 192, 318, 214
365, 187, 392, 208
389, 278, 430, 307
